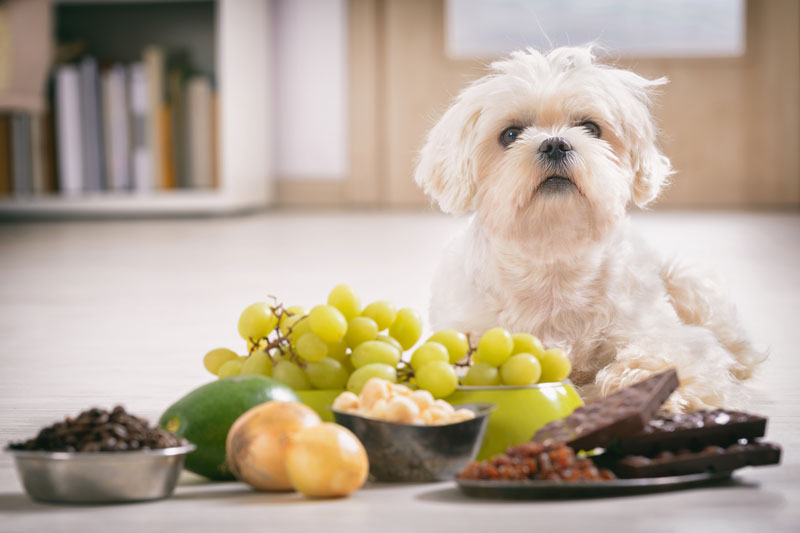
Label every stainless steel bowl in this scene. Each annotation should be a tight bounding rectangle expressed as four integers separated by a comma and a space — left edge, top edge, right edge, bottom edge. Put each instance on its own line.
6, 444, 195, 504
333, 402, 494, 482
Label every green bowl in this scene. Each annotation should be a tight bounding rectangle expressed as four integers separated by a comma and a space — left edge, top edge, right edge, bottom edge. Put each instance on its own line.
295, 389, 344, 422
445, 381, 583, 460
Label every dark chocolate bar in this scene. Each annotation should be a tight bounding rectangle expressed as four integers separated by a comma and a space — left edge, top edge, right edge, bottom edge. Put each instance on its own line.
610, 441, 781, 478
532, 369, 679, 451
611, 409, 767, 456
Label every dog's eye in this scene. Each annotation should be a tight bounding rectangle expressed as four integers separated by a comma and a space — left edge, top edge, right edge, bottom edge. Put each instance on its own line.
500, 127, 523, 148
579, 120, 601, 138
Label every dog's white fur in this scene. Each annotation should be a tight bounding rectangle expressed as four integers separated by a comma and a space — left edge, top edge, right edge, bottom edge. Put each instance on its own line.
414, 47, 764, 412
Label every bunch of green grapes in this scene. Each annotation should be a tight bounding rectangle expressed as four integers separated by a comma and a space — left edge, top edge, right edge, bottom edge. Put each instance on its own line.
202, 285, 572, 400
406, 327, 571, 396
461, 327, 572, 388
202, 284, 424, 393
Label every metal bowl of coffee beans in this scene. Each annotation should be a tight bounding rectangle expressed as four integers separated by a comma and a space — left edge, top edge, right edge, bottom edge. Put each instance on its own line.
6, 406, 195, 504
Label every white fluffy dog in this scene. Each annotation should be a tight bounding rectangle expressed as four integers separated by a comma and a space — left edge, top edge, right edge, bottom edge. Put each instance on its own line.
414, 46, 763, 412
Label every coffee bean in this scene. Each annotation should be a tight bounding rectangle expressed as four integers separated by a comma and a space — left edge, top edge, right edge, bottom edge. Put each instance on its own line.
7, 406, 188, 453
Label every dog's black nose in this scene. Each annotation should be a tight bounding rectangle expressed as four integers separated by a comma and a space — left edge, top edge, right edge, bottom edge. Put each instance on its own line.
538, 137, 572, 160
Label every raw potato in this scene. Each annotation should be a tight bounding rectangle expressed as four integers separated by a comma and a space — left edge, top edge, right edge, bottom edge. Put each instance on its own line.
285, 423, 369, 498
226, 401, 321, 491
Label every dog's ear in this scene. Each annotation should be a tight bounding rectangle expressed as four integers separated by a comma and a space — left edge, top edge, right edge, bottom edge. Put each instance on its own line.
613, 71, 674, 207
414, 83, 488, 214
630, 139, 673, 207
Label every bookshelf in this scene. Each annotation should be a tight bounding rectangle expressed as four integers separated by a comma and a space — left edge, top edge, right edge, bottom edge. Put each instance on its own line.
0, 0, 273, 218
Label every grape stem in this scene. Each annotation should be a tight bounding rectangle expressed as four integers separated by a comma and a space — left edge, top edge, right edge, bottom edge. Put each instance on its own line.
396, 360, 414, 382
245, 301, 307, 368
454, 332, 476, 368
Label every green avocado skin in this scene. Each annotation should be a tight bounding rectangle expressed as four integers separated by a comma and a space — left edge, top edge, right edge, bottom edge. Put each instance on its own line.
159, 375, 299, 480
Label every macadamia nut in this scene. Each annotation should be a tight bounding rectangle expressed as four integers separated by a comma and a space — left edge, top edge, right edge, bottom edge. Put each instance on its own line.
361, 378, 391, 410
370, 398, 389, 419
332, 391, 360, 412
385, 396, 420, 424
332, 378, 475, 425
409, 390, 434, 412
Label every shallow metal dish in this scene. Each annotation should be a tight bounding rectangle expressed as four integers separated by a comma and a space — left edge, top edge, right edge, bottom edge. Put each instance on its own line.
456, 470, 735, 499
333, 402, 494, 482
6, 444, 195, 504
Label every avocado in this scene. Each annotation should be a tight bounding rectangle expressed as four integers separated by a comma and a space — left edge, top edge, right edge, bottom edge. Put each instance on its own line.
159, 375, 299, 480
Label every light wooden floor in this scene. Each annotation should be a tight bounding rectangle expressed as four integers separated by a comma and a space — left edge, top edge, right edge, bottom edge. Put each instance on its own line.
0, 209, 798, 532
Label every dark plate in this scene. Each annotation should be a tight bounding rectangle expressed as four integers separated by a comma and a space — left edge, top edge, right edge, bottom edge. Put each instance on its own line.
455, 471, 734, 499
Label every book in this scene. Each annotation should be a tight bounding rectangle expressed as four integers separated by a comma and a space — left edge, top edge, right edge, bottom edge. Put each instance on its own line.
30, 112, 46, 194
166, 67, 186, 188
185, 76, 213, 188
210, 91, 219, 189
101, 64, 131, 191
55, 65, 83, 195
143, 46, 166, 189
79, 56, 105, 191
128, 62, 151, 192
10, 113, 32, 196
43, 110, 57, 193
0, 114, 10, 196
159, 105, 176, 189
0, 113, 12, 196
0, 0, 51, 112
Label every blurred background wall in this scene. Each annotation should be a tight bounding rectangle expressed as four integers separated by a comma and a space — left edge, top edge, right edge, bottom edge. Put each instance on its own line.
0, 0, 797, 217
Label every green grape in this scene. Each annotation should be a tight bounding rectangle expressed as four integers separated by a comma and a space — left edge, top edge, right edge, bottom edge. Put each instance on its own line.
427, 329, 470, 364
344, 316, 378, 349
512, 333, 545, 359
308, 304, 348, 343
376, 334, 404, 353
388, 308, 423, 350
325, 339, 348, 363
241, 350, 273, 376
288, 316, 312, 344
346, 363, 397, 394
539, 348, 572, 383
272, 361, 312, 390
306, 357, 349, 390
238, 302, 278, 341
342, 354, 356, 374
203, 348, 238, 375
410, 342, 449, 370
217, 359, 244, 378
475, 327, 514, 367
271, 347, 293, 365
361, 300, 397, 331
500, 353, 542, 386
328, 284, 362, 321
463, 362, 501, 386
351, 340, 401, 368
415, 361, 458, 399
279, 305, 307, 335
295, 332, 328, 362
